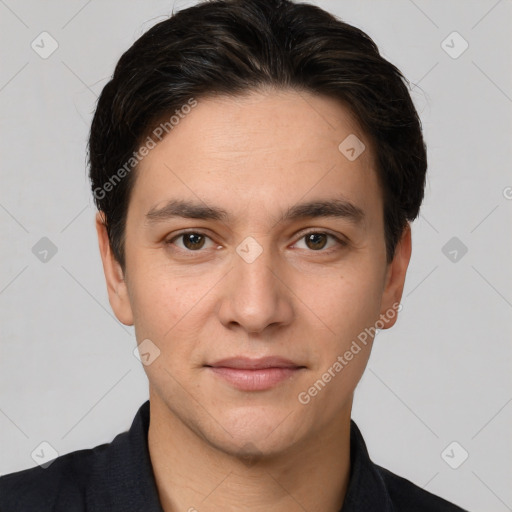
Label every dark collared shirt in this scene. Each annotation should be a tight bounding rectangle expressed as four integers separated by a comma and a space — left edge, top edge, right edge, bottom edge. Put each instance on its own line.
0, 400, 468, 511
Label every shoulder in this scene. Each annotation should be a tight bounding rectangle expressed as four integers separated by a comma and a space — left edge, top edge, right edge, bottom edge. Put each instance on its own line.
0, 441, 110, 512
347, 419, 469, 511
0, 401, 154, 512
375, 463, 469, 511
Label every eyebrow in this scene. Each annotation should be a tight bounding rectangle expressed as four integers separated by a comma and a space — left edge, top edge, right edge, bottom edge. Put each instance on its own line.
145, 197, 365, 226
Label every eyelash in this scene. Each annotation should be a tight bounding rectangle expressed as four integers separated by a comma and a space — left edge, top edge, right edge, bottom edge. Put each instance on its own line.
165, 229, 347, 255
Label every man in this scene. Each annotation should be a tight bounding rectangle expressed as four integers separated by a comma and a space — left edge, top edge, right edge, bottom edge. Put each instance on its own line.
0, 0, 468, 510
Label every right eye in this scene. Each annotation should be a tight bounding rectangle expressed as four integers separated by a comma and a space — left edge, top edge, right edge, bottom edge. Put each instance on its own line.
165, 231, 218, 252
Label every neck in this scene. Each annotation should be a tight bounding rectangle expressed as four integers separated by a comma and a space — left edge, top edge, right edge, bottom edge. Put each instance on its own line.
148, 390, 352, 512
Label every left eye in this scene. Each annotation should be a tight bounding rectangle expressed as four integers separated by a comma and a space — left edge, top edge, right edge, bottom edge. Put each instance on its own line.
293, 232, 343, 251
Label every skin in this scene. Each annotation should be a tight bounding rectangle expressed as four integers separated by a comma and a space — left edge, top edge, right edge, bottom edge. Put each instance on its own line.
96, 88, 412, 512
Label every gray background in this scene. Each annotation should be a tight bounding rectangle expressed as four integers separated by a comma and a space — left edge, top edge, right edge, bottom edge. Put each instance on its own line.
0, 1, 511, 510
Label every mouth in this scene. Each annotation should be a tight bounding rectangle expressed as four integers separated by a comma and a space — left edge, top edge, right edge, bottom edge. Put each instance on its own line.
204, 356, 306, 391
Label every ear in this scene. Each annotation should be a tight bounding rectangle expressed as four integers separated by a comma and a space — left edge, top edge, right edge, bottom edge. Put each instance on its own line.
379, 223, 412, 329
95, 211, 134, 326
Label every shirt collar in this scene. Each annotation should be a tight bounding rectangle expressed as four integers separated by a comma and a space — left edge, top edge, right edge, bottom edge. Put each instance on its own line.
86, 400, 164, 511
86, 400, 393, 511
341, 419, 395, 511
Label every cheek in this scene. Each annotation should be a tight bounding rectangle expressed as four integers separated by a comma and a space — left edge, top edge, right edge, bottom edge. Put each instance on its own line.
127, 259, 222, 364
311, 265, 383, 335
128, 272, 204, 387
305, 269, 383, 396
300, 270, 383, 383
127, 262, 192, 340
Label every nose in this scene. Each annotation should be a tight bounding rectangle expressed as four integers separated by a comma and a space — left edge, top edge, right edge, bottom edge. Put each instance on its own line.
216, 238, 294, 335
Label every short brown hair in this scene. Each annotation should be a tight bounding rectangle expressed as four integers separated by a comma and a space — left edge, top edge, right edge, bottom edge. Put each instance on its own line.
89, 0, 427, 270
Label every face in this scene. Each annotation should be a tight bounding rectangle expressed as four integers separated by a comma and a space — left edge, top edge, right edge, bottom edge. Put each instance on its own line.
96, 89, 411, 458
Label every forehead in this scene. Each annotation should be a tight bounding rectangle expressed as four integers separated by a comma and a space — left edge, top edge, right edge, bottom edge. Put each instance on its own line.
130, 89, 382, 227
158, 89, 372, 163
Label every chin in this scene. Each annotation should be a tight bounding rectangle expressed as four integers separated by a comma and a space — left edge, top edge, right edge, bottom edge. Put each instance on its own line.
206, 406, 307, 454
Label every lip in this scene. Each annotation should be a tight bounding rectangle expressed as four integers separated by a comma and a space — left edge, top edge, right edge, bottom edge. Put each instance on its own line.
205, 356, 306, 391
207, 356, 303, 370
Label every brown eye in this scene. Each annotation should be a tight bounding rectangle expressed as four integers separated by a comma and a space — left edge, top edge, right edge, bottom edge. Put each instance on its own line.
305, 233, 328, 250
181, 233, 206, 250
167, 231, 215, 252
293, 231, 346, 253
